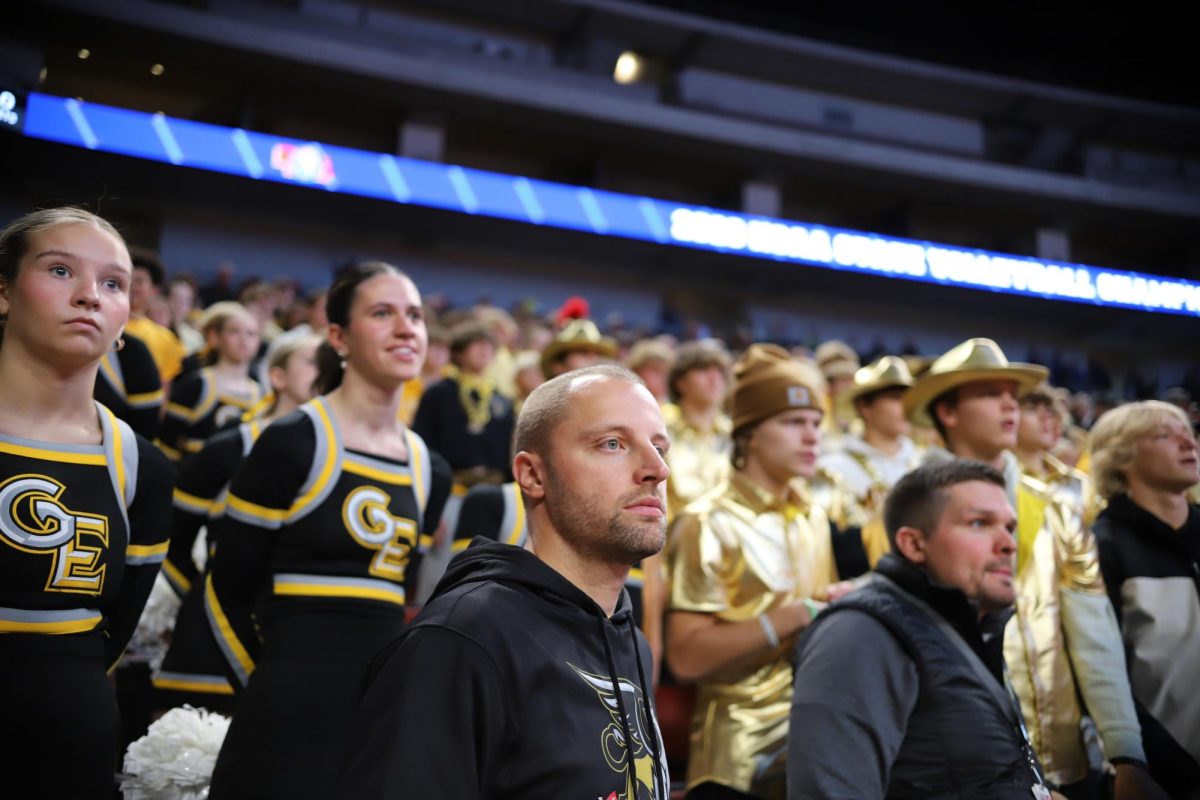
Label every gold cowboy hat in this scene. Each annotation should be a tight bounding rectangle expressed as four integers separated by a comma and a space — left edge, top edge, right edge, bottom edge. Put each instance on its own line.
540, 319, 617, 377
815, 339, 859, 381
842, 356, 915, 405
902, 354, 935, 379
902, 338, 1048, 426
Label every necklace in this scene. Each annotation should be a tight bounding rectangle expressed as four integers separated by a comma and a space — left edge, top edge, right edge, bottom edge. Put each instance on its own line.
447, 366, 495, 434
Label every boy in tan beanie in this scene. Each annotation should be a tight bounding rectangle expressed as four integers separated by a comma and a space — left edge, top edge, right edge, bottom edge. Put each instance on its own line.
665, 344, 846, 799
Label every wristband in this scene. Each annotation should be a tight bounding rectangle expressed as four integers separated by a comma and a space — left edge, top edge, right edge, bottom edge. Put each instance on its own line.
758, 613, 780, 649
803, 598, 823, 620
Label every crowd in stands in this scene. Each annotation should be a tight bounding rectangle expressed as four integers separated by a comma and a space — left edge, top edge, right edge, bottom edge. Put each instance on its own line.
3, 206, 1197, 800
124, 252, 1200, 799
124, 255, 1200, 444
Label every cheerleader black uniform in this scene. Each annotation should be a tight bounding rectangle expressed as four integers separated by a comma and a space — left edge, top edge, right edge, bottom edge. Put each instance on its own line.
454, 481, 647, 626
0, 404, 173, 798
158, 366, 264, 461
152, 419, 267, 712
206, 396, 450, 800
93, 333, 165, 441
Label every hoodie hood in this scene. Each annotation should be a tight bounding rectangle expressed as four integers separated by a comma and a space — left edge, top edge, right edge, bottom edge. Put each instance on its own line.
427, 536, 637, 623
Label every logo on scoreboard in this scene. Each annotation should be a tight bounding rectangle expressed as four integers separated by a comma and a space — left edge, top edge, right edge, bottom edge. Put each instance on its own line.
269, 141, 336, 188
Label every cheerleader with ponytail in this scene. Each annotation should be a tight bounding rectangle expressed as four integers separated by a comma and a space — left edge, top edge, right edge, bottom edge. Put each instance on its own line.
204, 261, 451, 800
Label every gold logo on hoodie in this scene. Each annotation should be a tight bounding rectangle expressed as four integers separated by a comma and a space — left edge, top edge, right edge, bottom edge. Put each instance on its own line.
568, 663, 665, 800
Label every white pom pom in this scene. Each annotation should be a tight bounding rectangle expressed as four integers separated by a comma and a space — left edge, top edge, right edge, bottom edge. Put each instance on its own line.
126, 573, 182, 670
121, 705, 231, 800
192, 528, 209, 572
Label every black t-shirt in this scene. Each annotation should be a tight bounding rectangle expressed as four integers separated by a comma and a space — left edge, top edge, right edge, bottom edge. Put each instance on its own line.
412, 376, 514, 473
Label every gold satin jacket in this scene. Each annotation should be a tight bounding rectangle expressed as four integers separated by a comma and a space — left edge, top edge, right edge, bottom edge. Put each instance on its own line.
1005, 455, 1144, 786
667, 472, 837, 797
662, 403, 732, 524
1026, 450, 1104, 525
809, 466, 872, 531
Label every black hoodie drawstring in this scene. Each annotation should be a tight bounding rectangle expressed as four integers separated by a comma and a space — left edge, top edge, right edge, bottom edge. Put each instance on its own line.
598, 616, 641, 797
598, 612, 667, 800
625, 613, 665, 800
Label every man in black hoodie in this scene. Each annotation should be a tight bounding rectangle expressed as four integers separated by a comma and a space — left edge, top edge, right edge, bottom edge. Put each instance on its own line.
788, 459, 1060, 799
337, 363, 671, 800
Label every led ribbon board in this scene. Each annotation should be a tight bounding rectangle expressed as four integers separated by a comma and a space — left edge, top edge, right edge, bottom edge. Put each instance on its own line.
18, 91, 1200, 318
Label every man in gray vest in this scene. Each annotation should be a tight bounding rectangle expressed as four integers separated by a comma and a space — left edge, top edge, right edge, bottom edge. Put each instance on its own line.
788, 459, 1062, 799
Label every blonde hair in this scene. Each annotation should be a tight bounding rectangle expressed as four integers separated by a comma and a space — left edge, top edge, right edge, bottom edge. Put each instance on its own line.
198, 301, 253, 337
1089, 400, 1190, 500
195, 301, 257, 366
0, 207, 125, 282
0, 208, 128, 345
267, 333, 320, 373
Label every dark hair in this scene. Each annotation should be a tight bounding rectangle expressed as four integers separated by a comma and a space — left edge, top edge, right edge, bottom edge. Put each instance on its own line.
129, 247, 166, 288
0, 207, 127, 347
854, 384, 905, 412
313, 260, 406, 392
514, 363, 643, 459
668, 341, 730, 402
730, 425, 753, 469
312, 341, 343, 395
449, 320, 495, 359
929, 387, 959, 444
167, 273, 197, 291
883, 458, 1006, 551
1019, 390, 1054, 409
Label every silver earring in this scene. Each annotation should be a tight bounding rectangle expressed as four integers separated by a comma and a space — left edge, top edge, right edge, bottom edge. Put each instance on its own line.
113, 337, 126, 352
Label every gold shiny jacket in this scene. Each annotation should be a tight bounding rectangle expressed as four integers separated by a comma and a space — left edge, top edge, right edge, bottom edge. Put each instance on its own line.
808, 466, 872, 531
1004, 455, 1145, 786
667, 472, 836, 796
1026, 450, 1105, 525
662, 402, 732, 525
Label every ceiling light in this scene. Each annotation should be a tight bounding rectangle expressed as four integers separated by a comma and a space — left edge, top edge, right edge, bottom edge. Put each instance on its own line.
613, 51, 643, 85
77, 48, 90, 60
150, 63, 165, 77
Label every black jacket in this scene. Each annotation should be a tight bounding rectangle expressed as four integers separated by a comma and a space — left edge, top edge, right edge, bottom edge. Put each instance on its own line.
336, 539, 669, 799
1094, 495, 1200, 798
789, 554, 1039, 800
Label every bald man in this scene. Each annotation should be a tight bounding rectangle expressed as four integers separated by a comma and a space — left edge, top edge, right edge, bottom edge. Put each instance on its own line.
338, 364, 670, 800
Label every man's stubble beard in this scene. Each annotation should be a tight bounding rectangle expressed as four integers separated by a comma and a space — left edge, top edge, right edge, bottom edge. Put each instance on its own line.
544, 475, 666, 566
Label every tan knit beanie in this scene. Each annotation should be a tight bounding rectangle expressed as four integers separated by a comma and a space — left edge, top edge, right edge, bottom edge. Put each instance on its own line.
731, 344, 826, 431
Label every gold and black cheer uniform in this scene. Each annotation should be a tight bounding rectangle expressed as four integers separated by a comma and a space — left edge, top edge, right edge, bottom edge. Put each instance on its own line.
152, 419, 266, 712
0, 404, 173, 798
93, 333, 165, 441
411, 373, 515, 601
158, 367, 263, 461
205, 397, 450, 800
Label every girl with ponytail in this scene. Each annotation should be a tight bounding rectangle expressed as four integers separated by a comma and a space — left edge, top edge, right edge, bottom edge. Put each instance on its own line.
204, 261, 451, 799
